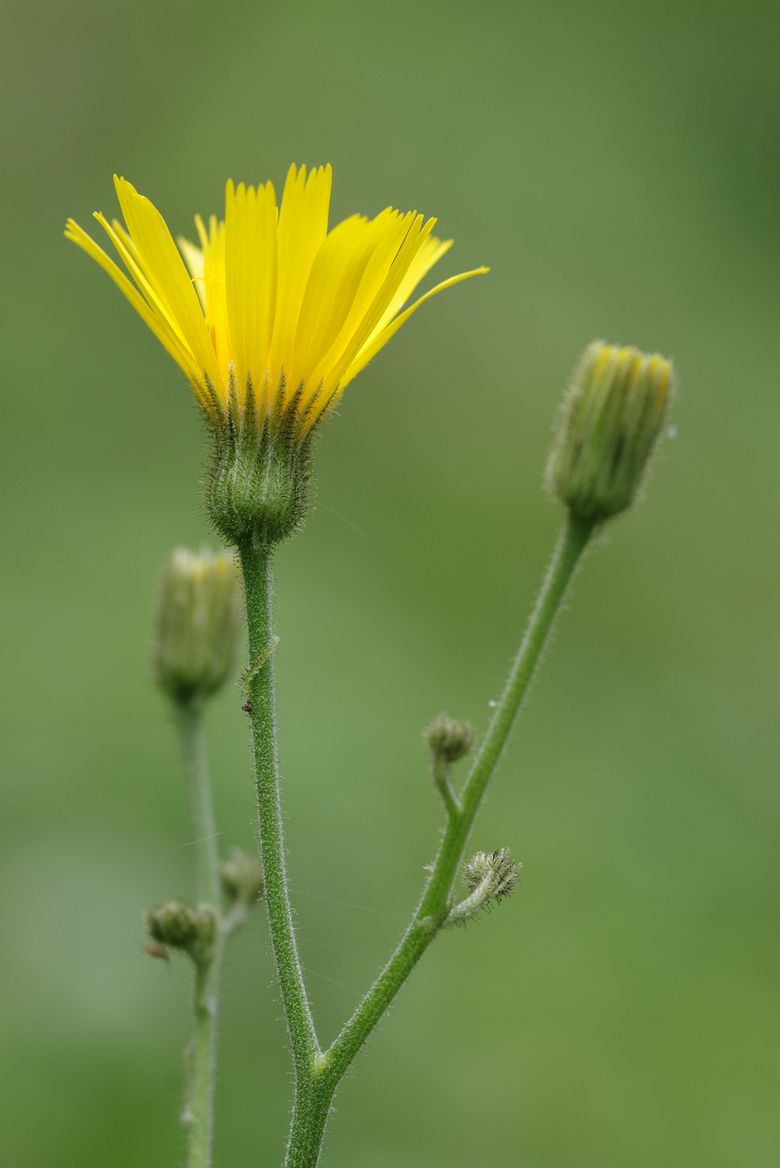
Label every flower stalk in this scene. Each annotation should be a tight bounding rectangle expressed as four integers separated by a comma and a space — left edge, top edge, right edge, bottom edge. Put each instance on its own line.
166, 707, 263, 1167
177, 703, 221, 905
175, 702, 222, 1168
238, 540, 321, 1120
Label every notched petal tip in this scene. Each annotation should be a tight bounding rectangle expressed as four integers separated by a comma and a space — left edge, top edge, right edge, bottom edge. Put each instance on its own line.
113, 173, 132, 197
64, 218, 98, 250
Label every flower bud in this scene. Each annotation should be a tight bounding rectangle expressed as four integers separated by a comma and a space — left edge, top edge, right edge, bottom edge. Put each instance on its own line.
153, 547, 242, 706
546, 340, 673, 521
463, 848, 520, 901
146, 897, 217, 962
424, 713, 475, 764
220, 848, 265, 907
447, 848, 521, 925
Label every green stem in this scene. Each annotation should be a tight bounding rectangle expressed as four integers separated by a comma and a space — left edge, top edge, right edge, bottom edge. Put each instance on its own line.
183, 948, 222, 1168
433, 756, 462, 817
175, 702, 223, 1168
177, 703, 220, 905
284, 1078, 335, 1168
322, 512, 595, 1085
238, 539, 320, 1153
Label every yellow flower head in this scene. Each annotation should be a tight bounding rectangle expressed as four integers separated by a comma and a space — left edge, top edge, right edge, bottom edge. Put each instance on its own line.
66, 166, 488, 435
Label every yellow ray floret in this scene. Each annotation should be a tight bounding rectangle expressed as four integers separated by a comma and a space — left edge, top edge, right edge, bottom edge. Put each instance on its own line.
65, 166, 488, 432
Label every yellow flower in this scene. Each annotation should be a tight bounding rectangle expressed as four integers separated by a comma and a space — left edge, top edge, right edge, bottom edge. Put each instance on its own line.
66, 165, 488, 434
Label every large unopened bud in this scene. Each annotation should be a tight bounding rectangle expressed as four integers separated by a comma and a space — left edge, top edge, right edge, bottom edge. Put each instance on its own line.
153, 547, 241, 706
547, 341, 673, 522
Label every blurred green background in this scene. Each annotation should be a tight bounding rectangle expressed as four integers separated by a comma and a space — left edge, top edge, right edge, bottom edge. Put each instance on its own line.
2, 0, 778, 1165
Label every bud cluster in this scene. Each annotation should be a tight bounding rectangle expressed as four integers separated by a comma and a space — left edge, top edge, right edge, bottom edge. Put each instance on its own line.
547, 340, 673, 522
153, 547, 242, 706
146, 898, 217, 965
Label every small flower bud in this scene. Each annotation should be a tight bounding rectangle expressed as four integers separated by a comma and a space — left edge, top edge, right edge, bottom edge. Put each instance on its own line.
424, 713, 475, 764
448, 848, 521, 925
463, 848, 520, 901
153, 547, 242, 706
546, 340, 673, 521
220, 848, 265, 907
146, 898, 217, 963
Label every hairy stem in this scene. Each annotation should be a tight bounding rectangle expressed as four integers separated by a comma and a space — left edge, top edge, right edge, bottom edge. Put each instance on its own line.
176, 703, 223, 1168
177, 703, 220, 904
238, 539, 320, 1164
183, 948, 222, 1168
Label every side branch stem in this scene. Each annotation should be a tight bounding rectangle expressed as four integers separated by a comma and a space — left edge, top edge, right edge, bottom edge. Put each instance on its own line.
323, 513, 595, 1085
